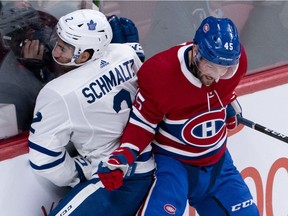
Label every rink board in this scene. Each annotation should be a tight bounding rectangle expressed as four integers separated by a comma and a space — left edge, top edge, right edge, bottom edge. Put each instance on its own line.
1, 66, 288, 216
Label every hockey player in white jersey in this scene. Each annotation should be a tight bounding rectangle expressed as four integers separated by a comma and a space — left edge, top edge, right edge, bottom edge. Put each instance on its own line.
28, 9, 155, 215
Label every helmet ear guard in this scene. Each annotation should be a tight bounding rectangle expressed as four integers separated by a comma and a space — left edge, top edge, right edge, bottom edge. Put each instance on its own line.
193, 16, 241, 67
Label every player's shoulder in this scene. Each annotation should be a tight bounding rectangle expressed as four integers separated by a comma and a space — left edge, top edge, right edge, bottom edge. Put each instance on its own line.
108, 43, 136, 55
240, 44, 247, 62
238, 44, 248, 74
148, 42, 191, 62
43, 44, 138, 94
141, 42, 191, 73
42, 64, 90, 95
105, 43, 140, 64
138, 44, 188, 90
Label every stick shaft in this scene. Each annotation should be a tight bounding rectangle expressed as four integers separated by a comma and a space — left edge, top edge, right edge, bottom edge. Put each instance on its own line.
237, 115, 288, 143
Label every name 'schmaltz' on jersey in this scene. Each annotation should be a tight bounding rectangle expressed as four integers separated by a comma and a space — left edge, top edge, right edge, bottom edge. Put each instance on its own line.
82, 59, 136, 104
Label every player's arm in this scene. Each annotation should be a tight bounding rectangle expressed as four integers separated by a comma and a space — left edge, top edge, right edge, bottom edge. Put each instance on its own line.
28, 87, 90, 187
226, 98, 242, 131
98, 61, 164, 190
98, 91, 160, 190
19, 38, 54, 83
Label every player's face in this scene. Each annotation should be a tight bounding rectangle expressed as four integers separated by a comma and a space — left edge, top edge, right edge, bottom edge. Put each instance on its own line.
196, 58, 230, 86
52, 38, 75, 65
193, 56, 238, 86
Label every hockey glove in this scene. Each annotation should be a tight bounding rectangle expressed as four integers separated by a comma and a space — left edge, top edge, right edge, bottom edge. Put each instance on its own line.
108, 15, 139, 43
98, 147, 137, 190
107, 15, 145, 62
226, 99, 242, 131
74, 155, 93, 183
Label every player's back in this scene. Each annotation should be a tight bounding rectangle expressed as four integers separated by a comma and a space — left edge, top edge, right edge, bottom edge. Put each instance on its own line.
30, 44, 140, 164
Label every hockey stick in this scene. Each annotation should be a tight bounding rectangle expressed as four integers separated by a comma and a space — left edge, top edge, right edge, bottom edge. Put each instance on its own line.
237, 115, 288, 143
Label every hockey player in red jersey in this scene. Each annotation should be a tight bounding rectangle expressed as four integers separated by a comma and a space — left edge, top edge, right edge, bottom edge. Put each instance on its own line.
98, 16, 260, 215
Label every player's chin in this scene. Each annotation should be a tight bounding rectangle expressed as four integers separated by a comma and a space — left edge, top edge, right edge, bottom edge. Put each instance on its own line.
200, 76, 214, 86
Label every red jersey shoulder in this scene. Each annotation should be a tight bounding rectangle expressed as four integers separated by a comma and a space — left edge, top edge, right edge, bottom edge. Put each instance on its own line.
237, 44, 248, 77
138, 43, 190, 87
137, 43, 195, 114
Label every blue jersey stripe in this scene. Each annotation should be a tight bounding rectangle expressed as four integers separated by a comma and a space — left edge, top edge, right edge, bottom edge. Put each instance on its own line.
29, 140, 62, 157
29, 151, 67, 170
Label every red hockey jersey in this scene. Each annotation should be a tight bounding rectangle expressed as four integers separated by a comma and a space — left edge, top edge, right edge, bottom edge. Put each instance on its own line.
121, 43, 247, 166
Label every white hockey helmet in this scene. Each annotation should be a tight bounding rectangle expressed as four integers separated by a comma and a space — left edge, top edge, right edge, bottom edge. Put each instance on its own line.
55, 9, 112, 66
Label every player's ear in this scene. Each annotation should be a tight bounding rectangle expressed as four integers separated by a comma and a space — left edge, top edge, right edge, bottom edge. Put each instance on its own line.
192, 45, 198, 58
76, 51, 90, 64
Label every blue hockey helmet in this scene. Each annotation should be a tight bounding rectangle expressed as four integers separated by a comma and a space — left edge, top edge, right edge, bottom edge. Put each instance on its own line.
193, 16, 241, 66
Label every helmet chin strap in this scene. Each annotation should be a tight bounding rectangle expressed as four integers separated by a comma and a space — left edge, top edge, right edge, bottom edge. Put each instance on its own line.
52, 47, 88, 67
52, 55, 85, 67
52, 54, 99, 68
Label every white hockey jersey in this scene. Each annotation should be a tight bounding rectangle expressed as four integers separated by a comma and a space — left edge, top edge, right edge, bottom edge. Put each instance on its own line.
28, 44, 155, 187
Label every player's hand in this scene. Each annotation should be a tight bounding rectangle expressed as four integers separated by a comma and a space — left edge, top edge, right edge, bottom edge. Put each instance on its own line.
22, 39, 44, 60
226, 99, 242, 131
108, 15, 145, 62
98, 147, 137, 190
108, 15, 139, 43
